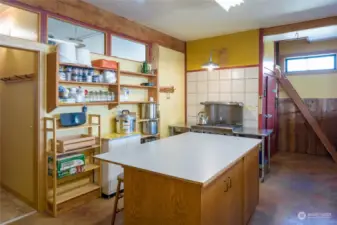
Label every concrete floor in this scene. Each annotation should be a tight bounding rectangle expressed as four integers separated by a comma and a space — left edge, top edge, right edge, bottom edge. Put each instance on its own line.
0, 187, 35, 224
11, 152, 337, 225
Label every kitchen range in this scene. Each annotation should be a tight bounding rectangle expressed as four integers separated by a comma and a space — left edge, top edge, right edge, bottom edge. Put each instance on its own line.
169, 101, 273, 182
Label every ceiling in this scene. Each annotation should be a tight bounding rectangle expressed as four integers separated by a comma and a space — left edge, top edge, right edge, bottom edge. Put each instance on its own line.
82, 0, 337, 41
264, 25, 337, 42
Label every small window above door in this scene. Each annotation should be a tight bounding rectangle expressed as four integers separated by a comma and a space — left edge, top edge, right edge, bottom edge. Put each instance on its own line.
285, 54, 337, 73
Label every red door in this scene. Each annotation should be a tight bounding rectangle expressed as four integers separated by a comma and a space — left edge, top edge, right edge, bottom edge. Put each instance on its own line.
262, 75, 278, 156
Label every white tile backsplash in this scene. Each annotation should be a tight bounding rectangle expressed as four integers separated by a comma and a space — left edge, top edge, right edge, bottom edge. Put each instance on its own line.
187, 94, 197, 105
197, 93, 208, 104
187, 116, 196, 125
187, 67, 259, 129
219, 69, 231, 80
245, 79, 259, 93
208, 93, 219, 101
187, 105, 197, 117
231, 93, 245, 102
208, 70, 219, 80
244, 120, 258, 128
197, 82, 208, 93
232, 79, 245, 93
245, 93, 259, 107
231, 68, 245, 79
244, 106, 258, 120
187, 81, 197, 94
197, 71, 208, 81
187, 72, 198, 82
220, 93, 231, 102
219, 80, 231, 93
208, 81, 220, 93
245, 67, 259, 79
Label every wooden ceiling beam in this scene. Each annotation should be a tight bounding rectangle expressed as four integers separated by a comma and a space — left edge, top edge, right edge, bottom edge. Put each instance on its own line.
263, 16, 337, 36
8, 0, 185, 53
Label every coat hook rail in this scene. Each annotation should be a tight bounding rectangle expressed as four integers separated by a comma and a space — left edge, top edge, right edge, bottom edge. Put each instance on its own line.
0, 73, 35, 83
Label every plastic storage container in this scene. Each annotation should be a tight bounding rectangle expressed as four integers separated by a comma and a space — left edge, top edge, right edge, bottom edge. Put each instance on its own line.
92, 59, 118, 70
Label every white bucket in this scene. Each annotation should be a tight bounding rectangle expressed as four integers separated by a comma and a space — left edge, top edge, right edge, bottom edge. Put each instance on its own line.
58, 43, 77, 64
76, 48, 91, 67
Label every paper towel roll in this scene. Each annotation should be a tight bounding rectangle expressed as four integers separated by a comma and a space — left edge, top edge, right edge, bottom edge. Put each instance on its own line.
76, 48, 92, 67
58, 43, 77, 64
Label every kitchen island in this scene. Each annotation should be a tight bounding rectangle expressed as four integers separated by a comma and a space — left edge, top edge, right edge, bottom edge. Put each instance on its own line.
95, 132, 261, 225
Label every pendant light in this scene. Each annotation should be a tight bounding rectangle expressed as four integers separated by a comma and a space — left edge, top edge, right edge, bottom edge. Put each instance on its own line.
202, 51, 220, 71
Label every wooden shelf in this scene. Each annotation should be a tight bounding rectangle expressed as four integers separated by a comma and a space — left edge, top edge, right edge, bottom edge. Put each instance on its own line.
120, 84, 157, 89
59, 102, 118, 107
47, 52, 121, 112
120, 101, 156, 104
84, 164, 100, 172
48, 183, 100, 205
56, 124, 100, 131
47, 144, 100, 156
137, 118, 159, 122
60, 62, 114, 71
120, 70, 156, 77
59, 80, 117, 87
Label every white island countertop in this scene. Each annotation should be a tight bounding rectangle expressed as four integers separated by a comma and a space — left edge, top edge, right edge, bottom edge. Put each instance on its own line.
95, 132, 261, 185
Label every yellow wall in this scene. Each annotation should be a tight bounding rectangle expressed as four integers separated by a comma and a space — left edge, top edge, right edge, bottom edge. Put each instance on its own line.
186, 30, 260, 71
0, 47, 37, 205
158, 46, 185, 137
279, 39, 337, 98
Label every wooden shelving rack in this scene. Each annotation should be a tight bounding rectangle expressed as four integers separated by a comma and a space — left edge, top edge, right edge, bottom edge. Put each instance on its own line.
44, 114, 102, 217
120, 66, 160, 139
46, 52, 120, 113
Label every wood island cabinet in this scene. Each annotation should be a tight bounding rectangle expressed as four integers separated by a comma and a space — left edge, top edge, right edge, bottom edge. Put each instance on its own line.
123, 145, 260, 225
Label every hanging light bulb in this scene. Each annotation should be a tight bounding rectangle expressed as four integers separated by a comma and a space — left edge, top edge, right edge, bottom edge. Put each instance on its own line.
202, 51, 220, 71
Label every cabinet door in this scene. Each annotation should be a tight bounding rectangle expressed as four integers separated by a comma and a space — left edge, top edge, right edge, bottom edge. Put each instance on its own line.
201, 173, 230, 225
201, 160, 243, 225
226, 160, 244, 225
244, 147, 259, 224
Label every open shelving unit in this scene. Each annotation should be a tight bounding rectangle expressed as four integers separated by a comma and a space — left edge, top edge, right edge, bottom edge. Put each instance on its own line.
44, 114, 102, 217
46, 52, 120, 113
119, 63, 161, 139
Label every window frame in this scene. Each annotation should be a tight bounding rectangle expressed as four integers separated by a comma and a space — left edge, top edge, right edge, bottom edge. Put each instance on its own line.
285, 53, 337, 73
4, 1, 151, 61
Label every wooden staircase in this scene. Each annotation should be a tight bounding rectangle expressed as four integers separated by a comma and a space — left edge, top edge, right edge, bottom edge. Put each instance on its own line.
265, 67, 337, 163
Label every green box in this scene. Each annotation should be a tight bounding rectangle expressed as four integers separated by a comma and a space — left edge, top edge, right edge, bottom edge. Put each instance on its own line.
48, 153, 85, 178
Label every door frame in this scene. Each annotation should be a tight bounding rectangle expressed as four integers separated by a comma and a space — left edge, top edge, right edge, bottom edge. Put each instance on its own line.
0, 34, 49, 211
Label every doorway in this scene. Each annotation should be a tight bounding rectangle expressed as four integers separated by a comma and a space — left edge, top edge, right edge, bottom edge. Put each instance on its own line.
0, 46, 37, 224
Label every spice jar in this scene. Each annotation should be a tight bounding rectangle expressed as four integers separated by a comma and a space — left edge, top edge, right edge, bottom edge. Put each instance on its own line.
71, 73, 78, 82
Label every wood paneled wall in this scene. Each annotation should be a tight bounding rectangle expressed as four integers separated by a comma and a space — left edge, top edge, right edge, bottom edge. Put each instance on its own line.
8, 0, 185, 53
278, 98, 337, 156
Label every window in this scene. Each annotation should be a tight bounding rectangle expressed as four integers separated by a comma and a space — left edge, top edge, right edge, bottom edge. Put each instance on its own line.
0, 3, 39, 41
47, 17, 105, 55
285, 54, 337, 73
111, 35, 147, 62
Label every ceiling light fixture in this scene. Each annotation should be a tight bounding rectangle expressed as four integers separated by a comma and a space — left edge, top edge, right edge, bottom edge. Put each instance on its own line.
202, 51, 220, 71
215, 0, 244, 11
